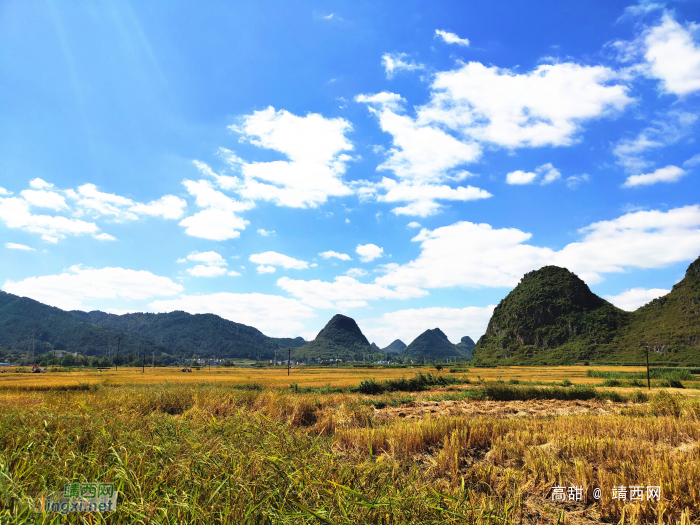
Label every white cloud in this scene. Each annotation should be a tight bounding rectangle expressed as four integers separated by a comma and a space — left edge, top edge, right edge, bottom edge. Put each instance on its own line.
29, 178, 53, 189
5, 243, 34, 251
434, 29, 470, 47
250, 251, 309, 270
506, 163, 561, 185
622, 165, 686, 187
345, 268, 368, 278
539, 164, 562, 184
356, 243, 384, 262
3, 266, 182, 311
74, 184, 137, 221
319, 251, 352, 261
684, 153, 700, 168
357, 94, 482, 183
227, 107, 355, 208
613, 111, 697, 172
377, 206, 700, 290
19, 189, 68, 210
149, 292, 315, 337
179, 209, 248, 241
566, 174, 590, 188
180, 251, 232, 277
183, 250, 227, 266
257, 228, 275, 236
0, 187, 11, 195
277, 275, 426, 309
130, 195, 187, 220
382, 53, 425, 78
186, 265, 228, 277
227, 270, 242, 277
93, 233, 116, 241
359, 305, 495, 348
604, 287, 670, 311
643, 14, 700, 95
0, 197, 99, 243
506, 170, 537, 185
407, 222, 422, 228
355, 92, 492, 215
256, 265, 277, 274
417, 62, 631, 149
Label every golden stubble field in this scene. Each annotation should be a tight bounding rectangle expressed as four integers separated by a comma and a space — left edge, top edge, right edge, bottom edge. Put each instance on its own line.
1, 365, 698, 394
1, 366, 699, 524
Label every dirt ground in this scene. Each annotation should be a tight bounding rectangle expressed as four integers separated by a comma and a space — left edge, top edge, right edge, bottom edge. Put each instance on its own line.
375, 398, 616, 421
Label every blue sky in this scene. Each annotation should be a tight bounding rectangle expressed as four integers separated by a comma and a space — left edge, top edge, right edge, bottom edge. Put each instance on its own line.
2, 0, 700, 346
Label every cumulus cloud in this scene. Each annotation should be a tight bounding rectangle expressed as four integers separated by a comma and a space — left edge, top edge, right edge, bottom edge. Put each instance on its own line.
407, 222, 422, 228
506, 170, 538, 185
19, 189, 68, 210
376, 205, 700, 290
256, 265, 277, 274
250, 251, 309, 269
179, 250, 235, 277
622, 165, 686, 187
5, 243, 34, 250
130, 195, 187, 220
359, 305, 495, 347
604, 287, 670, 311
186, 265, 228, 277
178, 179, 251, 241
257, 228, 275, 236
642, 14, 700, 95
417, 62, 631, 148
345, 268, 368, 278
3, 266, 182, 311
356, 243, 384, 262
149, 292, 315, 337
0, 187, 11, 195
93, 233, 116, 241
0, 179, 189, 244
319, 251, 352, 261
355, 92, 490, 215
219, 107, 355, 209
382, 53, 425, 78
434, 29, 470, 47
506, 163, 561, 185
277, 275, 426, 309
0, 197, 99, 243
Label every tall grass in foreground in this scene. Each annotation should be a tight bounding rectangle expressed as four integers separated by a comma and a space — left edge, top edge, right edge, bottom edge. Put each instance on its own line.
0, 383, 698, 523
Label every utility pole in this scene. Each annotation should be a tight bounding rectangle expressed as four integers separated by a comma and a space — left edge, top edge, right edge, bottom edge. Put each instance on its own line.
115, 337, 121, 372
646, 342, 651, 390
288, 348, 291, 376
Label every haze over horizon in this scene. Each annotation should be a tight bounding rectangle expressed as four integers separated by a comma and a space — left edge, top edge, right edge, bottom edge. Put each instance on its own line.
2, 1, 700, 346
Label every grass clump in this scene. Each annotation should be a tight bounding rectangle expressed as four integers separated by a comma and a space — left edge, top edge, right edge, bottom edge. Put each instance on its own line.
587, 368, 696, 381
482, 383, 624, 402
352, 372, 462, 395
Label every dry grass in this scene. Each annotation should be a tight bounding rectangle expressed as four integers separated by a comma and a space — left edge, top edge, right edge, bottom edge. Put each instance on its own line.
0, 368, 699, 523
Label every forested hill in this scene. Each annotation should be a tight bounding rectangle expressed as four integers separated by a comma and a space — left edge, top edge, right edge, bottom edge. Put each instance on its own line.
0, 291, 305, 361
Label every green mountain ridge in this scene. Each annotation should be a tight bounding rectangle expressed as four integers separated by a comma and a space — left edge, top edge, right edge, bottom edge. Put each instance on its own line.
473, 257, 700, 365
0, 291, 306, 363
401, 328, 471, 360
382, 339, 407, 354
293, 314, 381, 362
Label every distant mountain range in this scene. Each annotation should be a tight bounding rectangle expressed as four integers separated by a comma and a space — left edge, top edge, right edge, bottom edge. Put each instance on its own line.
5, 255, 696, 366
473, 255, 700, 365
0, 291, 305, 363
